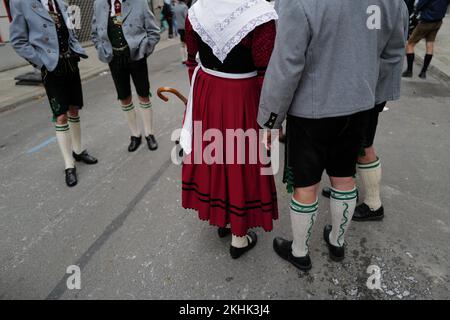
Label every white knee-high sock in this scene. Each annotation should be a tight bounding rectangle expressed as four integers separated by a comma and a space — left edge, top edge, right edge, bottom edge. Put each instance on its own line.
55, 124, 75, 169
290, 198, 318, 257
139, 102, 154, 137
122, 103, 140, 137
231, 235, 249, 248
329, 187, 357, 247
357, 158, 382, 210
68, 115, 82, 154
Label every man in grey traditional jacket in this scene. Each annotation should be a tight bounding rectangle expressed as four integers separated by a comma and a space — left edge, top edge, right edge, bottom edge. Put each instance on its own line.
91, 0, 160, 152
258, 0, 408, 271
173, 0, 189, 63
10, 0, 98, 187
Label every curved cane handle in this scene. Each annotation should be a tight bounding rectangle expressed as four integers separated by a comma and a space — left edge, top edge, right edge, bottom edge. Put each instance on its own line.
157, 87, 188, 106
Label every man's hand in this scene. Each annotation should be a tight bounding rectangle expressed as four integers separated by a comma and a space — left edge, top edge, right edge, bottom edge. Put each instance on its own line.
262, 129, 278, 151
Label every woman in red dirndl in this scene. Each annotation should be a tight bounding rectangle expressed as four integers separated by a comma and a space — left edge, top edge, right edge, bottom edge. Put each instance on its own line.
180, 0, 279, 259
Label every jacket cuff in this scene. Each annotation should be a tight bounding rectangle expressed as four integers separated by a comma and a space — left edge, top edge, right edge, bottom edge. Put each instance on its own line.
28, 59, 43, 70
257, 107, 283, 130
375, 90, 401, 105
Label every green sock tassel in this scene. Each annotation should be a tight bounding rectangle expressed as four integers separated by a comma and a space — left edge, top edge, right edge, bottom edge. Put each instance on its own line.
283, 165, 295, 194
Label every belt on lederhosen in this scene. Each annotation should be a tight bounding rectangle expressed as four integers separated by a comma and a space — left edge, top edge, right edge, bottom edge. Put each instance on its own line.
111, 44, 131, 67
50, 50, 80, 75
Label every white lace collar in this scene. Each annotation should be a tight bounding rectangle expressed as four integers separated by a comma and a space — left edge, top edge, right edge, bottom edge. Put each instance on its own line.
189, 0, 278, 63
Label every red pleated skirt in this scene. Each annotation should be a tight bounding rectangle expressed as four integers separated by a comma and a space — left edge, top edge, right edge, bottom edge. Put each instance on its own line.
182, 69, 278, 237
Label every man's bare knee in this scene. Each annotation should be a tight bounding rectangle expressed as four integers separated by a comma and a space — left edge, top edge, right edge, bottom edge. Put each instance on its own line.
329, 177, 355, 191
120, 96, 133, 106
406, 42, 416, 54
56, 114, 68, 125
426, 41, 434, 55
68, 106, 79, 118
293, 184, 319, 204
138, 96, 150, 104
358, 146, 378, 164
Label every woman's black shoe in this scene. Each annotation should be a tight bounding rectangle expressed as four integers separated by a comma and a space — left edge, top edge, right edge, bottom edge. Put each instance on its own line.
128, 136, 142, 152
218, 227, 231, 238
73, 150, 98, 165
273, 237, 312, 271
65, 168, 78, 187
230, 231, 257, 259
323, 225, 345, 262
353, 203, 384, 221
145, 135, 158, 151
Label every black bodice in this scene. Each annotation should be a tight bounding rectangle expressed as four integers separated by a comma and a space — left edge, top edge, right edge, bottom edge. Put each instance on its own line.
197, 35, 256, 74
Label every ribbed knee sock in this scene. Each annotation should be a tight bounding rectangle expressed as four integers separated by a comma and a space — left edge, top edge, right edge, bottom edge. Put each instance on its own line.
290, 197, 318, 257
357, 158, 382, 211
139, 101, 154, 137
421, 54, 433, 73
406, 53, 415, 72
329, 187, 357, 247
68, 115, 82, 154
122, 103, 140, 137
55, 124, 75, 169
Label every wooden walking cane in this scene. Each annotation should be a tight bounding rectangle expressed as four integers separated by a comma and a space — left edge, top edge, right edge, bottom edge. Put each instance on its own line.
157, 87, 188, 156
157, 87, 188, 106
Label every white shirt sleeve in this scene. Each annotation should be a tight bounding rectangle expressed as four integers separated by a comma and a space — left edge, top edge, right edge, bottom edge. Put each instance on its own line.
110, 0, 123, 17
40, 0, 49, 11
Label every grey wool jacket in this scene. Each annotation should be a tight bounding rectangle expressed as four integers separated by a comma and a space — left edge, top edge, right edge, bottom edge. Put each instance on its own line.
91, 0, 161, 63
9, 0, 87, 72
258, 0, 409, 129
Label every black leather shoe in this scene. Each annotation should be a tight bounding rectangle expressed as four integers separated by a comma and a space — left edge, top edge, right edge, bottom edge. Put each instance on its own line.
322, 187, 359, 202
145, 135, 158, 151
418, 71, 427, 79
353, 203, 384, 222
73, 150, 98, 165
128, 136, 142, 152
323, 225, 345, 262
273, 237, 312, 271
402, 70, 413, 78
230, 231, 257, 259
218, 227, 231, 238
65, 168, 78, 187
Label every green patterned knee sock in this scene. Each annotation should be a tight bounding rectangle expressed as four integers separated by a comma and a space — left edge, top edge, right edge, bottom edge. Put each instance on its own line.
329, 188, 357, 247
290, 197, 318, 257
